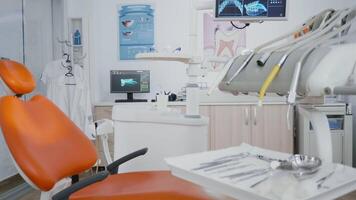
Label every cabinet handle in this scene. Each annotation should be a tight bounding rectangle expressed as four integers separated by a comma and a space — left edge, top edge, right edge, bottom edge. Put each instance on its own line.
254, 107, 257, 125
244, 108, 249, 125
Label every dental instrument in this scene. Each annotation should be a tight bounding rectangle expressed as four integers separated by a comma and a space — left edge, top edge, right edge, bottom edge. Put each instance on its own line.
225, 8, 349, 88
224, 9, 331, 85
203, 161, 242, 172
250, 176, 269, 188
222, 168, 270, 180
255, 154, 287, 163
210, 164, 252, 175
316, 171, 335, 190
256, 9, 336, 67
235, 169, 271, 182
258, 8, 356, 105
205, 56, 233, 95
193, 152, 250, 171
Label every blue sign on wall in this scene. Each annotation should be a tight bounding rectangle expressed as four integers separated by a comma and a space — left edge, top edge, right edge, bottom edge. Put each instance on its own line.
118, 4, 155, 60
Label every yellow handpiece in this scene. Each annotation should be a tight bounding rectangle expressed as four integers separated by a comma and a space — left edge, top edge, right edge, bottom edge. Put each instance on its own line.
258, 65, 282, 106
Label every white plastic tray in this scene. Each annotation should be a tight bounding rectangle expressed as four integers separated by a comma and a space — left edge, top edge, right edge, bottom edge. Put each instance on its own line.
165, 144, 356, 200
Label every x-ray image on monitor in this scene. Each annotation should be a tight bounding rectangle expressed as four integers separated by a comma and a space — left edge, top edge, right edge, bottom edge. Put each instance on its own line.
215, 0, 287, 21
118, 75, 140, 92
216, 0, 244, 17
110, 70, 150, 93
243, 0, 267, 17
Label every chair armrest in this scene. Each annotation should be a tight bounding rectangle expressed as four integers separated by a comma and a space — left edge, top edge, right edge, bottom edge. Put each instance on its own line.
52, 171, 109, 200
106, 148, 148, 174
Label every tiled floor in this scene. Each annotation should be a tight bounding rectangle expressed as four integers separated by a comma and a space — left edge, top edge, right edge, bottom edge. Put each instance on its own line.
18, 191, 40, 200
0, 175, 23, 193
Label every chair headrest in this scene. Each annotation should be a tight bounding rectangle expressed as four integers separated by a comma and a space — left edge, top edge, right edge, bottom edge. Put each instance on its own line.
0, 59, 36, 95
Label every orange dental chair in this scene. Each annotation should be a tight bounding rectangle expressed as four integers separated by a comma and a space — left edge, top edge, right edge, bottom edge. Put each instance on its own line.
0, 59, 214, 200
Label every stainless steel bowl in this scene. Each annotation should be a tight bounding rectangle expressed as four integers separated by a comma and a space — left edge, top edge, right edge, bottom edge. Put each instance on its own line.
288, 155, 322, 179
289, 155, 322, 171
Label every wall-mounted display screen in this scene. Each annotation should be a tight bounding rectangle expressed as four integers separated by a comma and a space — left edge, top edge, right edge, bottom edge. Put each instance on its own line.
215, 0, 287, 21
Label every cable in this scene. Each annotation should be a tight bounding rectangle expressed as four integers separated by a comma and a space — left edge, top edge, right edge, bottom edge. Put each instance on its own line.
230, 21, 250, 30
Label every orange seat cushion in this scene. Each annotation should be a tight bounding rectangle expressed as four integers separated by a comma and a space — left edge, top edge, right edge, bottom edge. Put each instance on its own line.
0, 60, 36, 94
70, 171, 214, 200
0, 95, 98, 191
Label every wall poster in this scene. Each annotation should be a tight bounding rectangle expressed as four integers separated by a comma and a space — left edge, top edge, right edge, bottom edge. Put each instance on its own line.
203, 12, 246, 70
118, 4, 155, 60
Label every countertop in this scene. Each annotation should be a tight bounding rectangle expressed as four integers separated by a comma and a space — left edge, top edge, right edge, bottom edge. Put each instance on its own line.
94, 95, 288, 107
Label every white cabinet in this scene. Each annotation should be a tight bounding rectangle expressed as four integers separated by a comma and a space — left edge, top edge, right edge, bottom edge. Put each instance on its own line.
250, 105, 294, 153
210, 106, 250, 150
209, 105, 294, 153
93, 103, 295, 159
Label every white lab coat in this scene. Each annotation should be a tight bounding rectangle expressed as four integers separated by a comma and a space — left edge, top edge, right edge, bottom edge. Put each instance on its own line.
41, 60, 95, 139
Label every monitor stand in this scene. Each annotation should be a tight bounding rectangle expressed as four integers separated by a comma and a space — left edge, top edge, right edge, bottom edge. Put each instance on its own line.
115, 93, 148, 103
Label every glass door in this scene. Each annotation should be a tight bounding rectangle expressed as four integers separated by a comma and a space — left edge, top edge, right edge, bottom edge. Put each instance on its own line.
0, 0, 24, 182
0, 0, 54, 182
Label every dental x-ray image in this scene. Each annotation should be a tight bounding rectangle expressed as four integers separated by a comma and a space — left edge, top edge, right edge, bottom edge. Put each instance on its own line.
121, 78, 138, 87
217, 0, 243, 17
244, 0, 267, 16
217, 0, 268, 17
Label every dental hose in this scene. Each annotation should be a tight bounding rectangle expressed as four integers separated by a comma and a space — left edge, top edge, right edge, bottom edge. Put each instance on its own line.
225, 9, 339, 86
257, 8, 356, 106
258, 58, 286, 106
225, 16, 318, 85
256, 9, 339, 67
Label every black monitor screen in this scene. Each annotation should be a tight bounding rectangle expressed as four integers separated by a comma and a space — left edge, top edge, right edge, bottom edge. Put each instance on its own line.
110, 70, 150, 93
216, 0, 287, 19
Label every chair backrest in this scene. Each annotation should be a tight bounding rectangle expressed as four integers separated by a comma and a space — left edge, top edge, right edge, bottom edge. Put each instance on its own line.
0, 60, 98, 191
0, 59, 36, 95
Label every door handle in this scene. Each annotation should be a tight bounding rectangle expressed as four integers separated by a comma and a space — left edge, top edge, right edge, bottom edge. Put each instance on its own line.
253, 107, 257, 126
244, 108, 249, 126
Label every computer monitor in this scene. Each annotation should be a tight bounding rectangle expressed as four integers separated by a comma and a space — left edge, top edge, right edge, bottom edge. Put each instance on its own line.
215, 0, 288, 21
110, 70, 150, 102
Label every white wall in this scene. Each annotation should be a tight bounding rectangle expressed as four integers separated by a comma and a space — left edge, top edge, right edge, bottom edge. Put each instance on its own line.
52, 0, 66, 60
0, 0, 23, 62
24, 0, 54, 95
65, 0, 190, 102
66, 0, 356, 103
89, 0, 190, 102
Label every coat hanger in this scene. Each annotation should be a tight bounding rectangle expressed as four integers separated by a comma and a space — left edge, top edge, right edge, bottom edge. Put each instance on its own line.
61, 53, 74, 77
